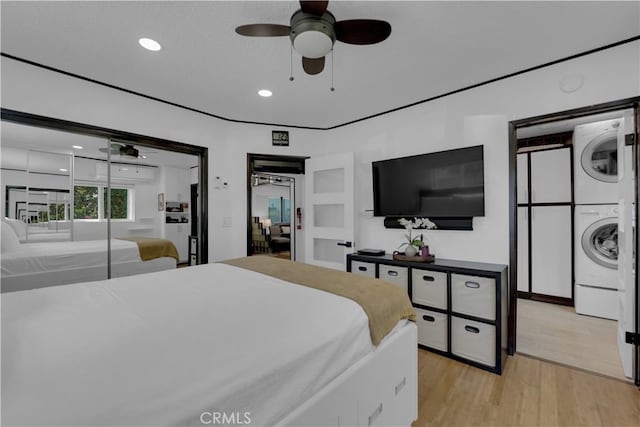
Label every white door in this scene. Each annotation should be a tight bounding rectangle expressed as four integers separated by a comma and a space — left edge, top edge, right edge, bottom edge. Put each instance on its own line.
530, 148, 572, 204
305, 152, 355, 270
530, 205, 572, 298
517, 207, 529, 293
616, 112, 636, 380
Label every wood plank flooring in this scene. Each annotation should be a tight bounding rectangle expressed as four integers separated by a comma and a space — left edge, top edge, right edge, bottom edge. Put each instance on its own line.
516, 299, 627, 381
413, 349, 640, 427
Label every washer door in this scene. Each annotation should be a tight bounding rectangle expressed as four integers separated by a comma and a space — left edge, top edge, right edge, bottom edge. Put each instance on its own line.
581, 218, 618, 269
580, 130, 618, 183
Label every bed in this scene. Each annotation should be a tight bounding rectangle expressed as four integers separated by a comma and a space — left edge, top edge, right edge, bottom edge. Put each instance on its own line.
1, 256, 418, 426
1, 221, 178, 292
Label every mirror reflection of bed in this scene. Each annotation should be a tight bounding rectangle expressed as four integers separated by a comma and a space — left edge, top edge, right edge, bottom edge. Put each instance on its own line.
1, 121, 201, 292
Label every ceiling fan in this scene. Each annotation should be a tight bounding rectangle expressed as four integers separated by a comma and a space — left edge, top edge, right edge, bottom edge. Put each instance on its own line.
98, 143, 153, 159
235, 0, 391, 75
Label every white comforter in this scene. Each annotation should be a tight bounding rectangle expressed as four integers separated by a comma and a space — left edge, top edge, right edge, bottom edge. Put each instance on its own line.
1, 239, 140, 276
2, 263, 373, 426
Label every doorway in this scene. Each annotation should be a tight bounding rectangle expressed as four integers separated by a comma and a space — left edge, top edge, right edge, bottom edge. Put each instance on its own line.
246, 153, 307, 261
508, 98, 639, 385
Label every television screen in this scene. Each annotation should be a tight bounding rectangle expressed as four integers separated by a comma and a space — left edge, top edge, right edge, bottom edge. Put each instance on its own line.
372, 145, 485, 217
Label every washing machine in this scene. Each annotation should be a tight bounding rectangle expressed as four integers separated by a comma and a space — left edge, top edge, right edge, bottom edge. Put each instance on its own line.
573, 119, 621, 205
574, 204, 619, 319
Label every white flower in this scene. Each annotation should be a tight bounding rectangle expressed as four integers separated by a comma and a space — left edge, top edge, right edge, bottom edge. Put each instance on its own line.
398, 217, 437, 230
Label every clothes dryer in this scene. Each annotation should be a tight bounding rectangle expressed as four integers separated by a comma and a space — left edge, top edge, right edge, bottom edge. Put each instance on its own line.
573, 119, 621, 204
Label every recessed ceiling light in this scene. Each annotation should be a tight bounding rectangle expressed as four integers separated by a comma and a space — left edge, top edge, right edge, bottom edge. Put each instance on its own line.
258, 89, 272, 97
72, 145, 83, 149
59, 168, 68, 172
139, 38, 162, 52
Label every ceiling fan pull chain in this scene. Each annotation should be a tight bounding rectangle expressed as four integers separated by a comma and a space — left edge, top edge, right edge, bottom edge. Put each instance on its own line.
289, 43, 295, 81
330, 49, 335, 92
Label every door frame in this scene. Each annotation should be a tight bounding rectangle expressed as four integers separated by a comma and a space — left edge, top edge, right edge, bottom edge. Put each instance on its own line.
1, 108, 209, 264
508, 97, 639, 386
246, 153, 308, 257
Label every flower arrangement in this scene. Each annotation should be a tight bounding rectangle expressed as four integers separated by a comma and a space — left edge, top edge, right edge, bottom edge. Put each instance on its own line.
397, 217, 437, 256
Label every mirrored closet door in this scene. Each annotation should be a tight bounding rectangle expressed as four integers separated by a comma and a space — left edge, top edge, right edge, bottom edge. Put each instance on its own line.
2, 114, 206, 293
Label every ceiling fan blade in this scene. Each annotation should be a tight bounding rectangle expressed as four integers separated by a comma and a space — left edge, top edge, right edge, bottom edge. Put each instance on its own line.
299, 1, 329, 16
335, 19, 392, 45
235, 24, 290, 37
302, 56, 325, 75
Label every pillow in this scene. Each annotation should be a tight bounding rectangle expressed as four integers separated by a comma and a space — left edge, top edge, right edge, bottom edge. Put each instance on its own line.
281, 225, 291, 234
3, 217, 27, 239
1, 221, 21, 252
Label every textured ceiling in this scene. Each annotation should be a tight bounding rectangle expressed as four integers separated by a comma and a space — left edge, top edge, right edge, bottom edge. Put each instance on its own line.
1, 1, 639, 129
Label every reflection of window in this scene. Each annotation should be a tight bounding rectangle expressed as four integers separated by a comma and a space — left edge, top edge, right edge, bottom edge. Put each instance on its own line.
104, 188, 129, 219
268, 197, 290, 224
74, 185, 133, 220
74, 186, 99, 219
49, 203, 67, 220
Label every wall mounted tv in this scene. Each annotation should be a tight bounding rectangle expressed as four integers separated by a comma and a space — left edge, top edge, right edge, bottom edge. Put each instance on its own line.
372, 145, 485, 219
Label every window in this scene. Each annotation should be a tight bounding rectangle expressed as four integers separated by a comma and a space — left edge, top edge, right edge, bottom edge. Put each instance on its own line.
268, 197, 290, 224
74, 186, 99, 219
104, 188, 129, 219
74, 185, 133, 220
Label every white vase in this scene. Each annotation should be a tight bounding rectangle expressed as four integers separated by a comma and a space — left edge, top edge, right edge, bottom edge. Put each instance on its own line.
404, 246, 418, 257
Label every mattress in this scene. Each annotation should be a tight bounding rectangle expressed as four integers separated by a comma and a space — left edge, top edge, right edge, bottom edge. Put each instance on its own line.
1, 239, 140, 276
2, 263, 377, 426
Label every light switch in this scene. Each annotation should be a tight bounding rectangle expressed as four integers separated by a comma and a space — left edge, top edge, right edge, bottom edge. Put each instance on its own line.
222, 217, 232, 227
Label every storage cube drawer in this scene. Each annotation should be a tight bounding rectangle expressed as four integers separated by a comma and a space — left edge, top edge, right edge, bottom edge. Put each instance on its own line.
415, 307, 447, 351
379, 264, 408, 294
451, 274, 496, 320
351, 261, 376, 278
411, 269, 447, 309
451, 316, 496, 367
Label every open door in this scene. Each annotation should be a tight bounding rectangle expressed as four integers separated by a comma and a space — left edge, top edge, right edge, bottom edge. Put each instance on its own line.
617, 110, 638, 384
304, 152, 355, 270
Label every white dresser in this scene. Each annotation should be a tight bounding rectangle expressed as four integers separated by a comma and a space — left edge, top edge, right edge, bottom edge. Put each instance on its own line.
348, 253, 509, 374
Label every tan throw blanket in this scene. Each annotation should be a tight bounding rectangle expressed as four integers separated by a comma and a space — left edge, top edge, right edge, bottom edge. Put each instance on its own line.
117, 237, 180, 261
222, 256, 416, 345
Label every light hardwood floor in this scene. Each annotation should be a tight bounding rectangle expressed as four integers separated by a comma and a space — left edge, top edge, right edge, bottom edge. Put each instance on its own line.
413, 349, 640, 427
516, 299, 628, 381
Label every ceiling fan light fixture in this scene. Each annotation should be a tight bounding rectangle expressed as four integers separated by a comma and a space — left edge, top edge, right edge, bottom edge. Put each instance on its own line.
290, 10, 336, 59
293, 31, 333, 58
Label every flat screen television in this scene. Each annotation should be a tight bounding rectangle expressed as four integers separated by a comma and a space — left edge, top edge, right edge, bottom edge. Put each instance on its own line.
372, 145, 485, 218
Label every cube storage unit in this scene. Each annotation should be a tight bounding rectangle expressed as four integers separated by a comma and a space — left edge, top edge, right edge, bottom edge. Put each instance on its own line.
347, 253, 508, 374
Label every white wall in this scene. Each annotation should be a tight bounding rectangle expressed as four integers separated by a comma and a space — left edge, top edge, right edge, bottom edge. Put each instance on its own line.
313, 41, 640, 265
2, 40, 638, 265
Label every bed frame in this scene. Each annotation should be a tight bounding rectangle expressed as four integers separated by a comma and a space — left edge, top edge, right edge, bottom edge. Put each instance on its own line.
279, 322, 418, 427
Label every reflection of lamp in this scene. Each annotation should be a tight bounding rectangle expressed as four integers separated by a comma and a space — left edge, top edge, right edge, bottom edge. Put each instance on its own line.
260, 218, 272, 234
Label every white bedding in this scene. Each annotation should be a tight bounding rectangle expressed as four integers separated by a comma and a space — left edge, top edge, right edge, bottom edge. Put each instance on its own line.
1, 239, 140, 275
1, 239, 177, 292
2, 263, 376, 426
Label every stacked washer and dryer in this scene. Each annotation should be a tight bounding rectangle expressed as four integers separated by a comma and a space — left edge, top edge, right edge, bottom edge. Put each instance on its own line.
573, 119, 623, 320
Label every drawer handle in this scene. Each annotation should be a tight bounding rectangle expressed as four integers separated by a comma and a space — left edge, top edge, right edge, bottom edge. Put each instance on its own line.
465, 281, 480, 289
395, 376, 406, 395
387, 270, 398, 277
368, 403, 383, 426
358, 266, 368, 271
422, 315, 436, 322
465, 325, 480, 334
422, 275, 435, 282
